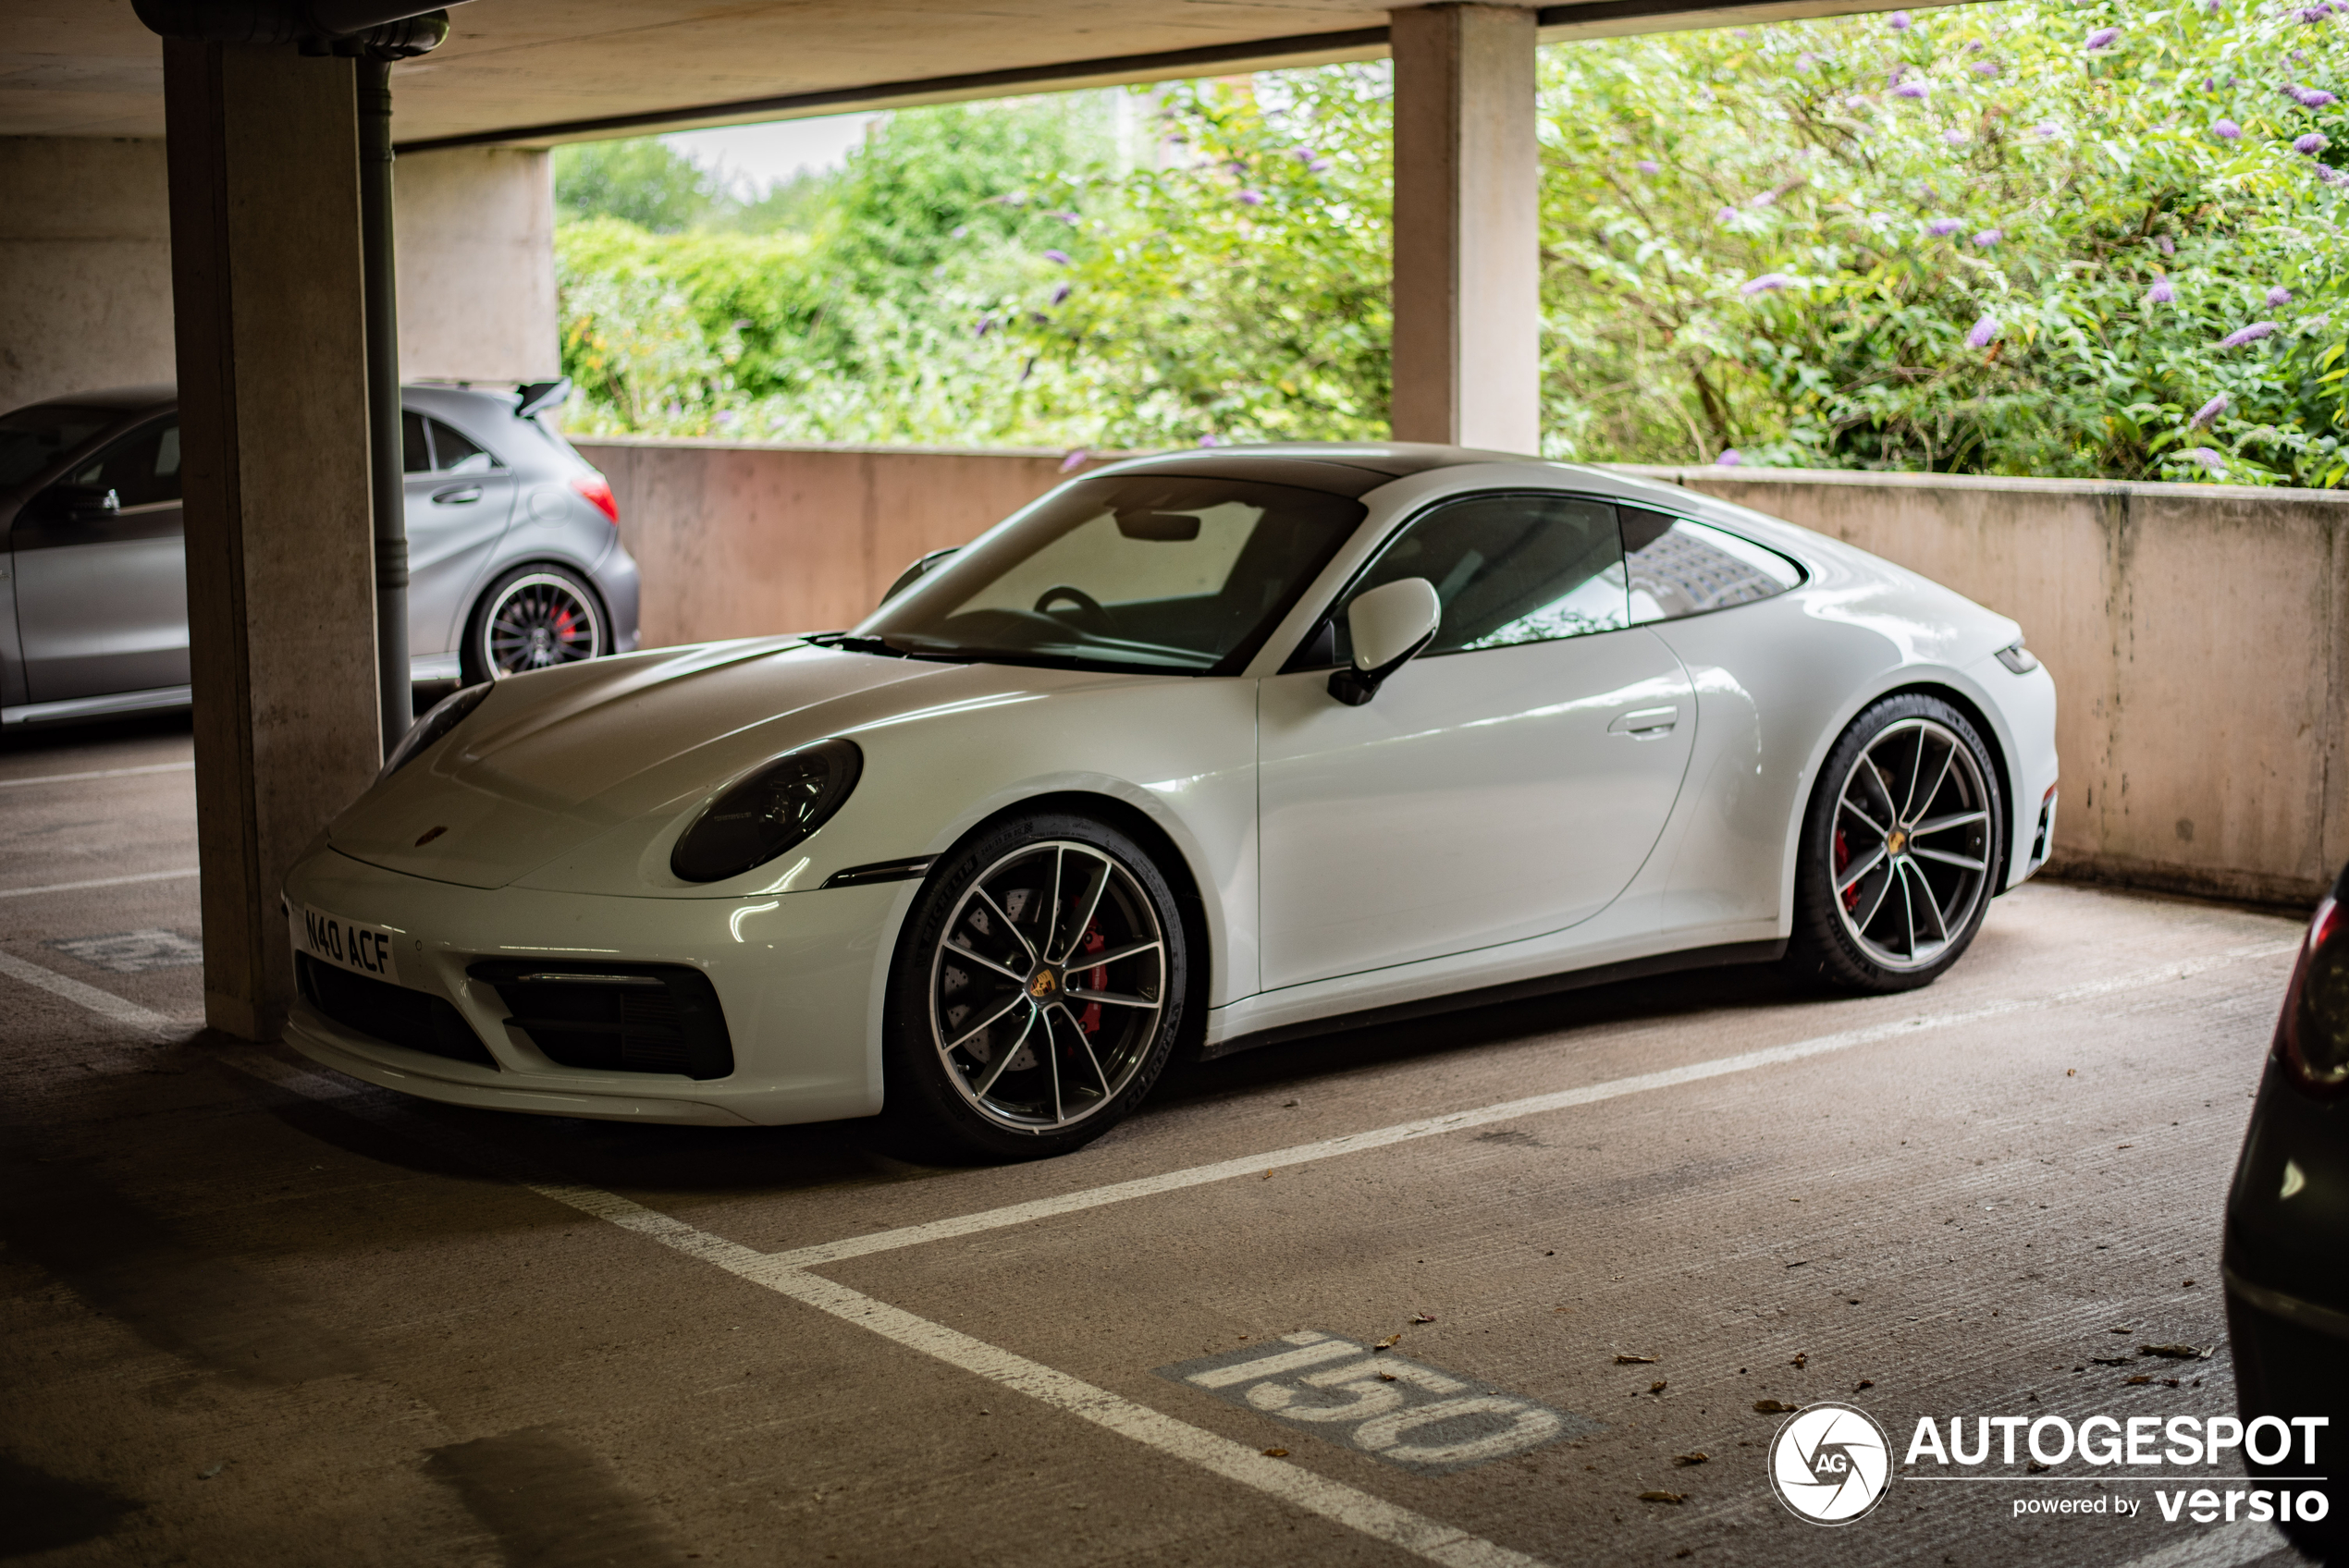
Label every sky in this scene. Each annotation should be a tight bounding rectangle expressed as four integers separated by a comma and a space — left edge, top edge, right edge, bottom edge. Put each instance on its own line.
660, 113, 883, 197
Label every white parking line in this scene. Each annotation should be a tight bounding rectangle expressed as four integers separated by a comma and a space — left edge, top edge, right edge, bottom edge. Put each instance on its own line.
218, 1050, 1543, 1568
0, 761, 194, 789
774, 939, 2299, 1269
0, 949, 175, 1031
0, 867, 201, 900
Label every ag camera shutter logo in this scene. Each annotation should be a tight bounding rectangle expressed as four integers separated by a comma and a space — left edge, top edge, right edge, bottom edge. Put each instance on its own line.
1769, 1401, 1894, 1525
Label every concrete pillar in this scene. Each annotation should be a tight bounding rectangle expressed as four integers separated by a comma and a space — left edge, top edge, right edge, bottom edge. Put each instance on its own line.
165, 41, 382, 1041
0, 138, 175, 413
396, 147, 560, 383
1388, 4, 1542, 453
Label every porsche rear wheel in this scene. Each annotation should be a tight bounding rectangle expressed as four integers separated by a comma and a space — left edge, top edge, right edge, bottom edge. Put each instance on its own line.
882, 813, 1188, 1161
1786, 694, 2003, 993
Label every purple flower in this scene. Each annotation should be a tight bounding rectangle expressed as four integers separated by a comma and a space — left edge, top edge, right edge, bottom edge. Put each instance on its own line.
2189, 447, 2227, 471
2035, 122, 2062, 138
1051, 283, 1071, 306
1966, 314, 1999, 348
2269, 285, 2294, 305
2320, 162, 2349, 184
1197, 434, 1224, 447
1059, 448, 1091, 472
2288, 83, 2341, 106
1309, 157, 1334, 173
1928, 216, 1964, 235
2190, 393, 2230, 426
1972, 227, 2003, 246
2215, 118, 2244, 139
2146, 276, 2176, 304
976, 315, 996, 337
1888, 9, 1912, 26
1892, 80, 1931, 99
2295, 133, 2330, 154
1290, 145, 1318, 164
1636, 158, 1660, 174
1968, 39, 1986, 51
1053, 210, 1080, 226
1796, 51, 1816, 68
2086, 26, 2121, 49
1716, 448, 1745, 466
2204, 76, 2220, 90
1944, 128, 1968, 145
1716, 205, 1740, 223
1971, 60, 2000, 75
1740, 273, 1794, 295
1234, 189, 1264, 206
2296, 6, 2329, 21
1042, 249, 1072, 265
2219, 321, 2279, 347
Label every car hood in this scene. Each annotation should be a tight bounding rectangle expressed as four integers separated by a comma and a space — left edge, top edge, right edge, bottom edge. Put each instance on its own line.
327, 638, 953, 889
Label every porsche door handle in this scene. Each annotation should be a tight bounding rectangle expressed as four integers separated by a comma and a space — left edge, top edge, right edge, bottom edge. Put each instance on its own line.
431, 484, 483, 505
1607, 705, 1680, 739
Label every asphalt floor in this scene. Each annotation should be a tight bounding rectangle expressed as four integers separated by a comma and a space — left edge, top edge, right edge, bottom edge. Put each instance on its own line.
0, 716, 2326, 1568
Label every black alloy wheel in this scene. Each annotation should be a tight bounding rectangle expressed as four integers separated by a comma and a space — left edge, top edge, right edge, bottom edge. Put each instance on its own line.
882, 811, 1190, 1161
463, 565, 607, 684
1786, 692, 2005, 993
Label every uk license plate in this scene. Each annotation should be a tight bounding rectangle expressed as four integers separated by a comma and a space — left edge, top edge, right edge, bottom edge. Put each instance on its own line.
291, 902, 402, 985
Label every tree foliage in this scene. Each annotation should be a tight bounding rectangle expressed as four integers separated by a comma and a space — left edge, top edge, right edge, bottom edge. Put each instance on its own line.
554, 0, 2349, 483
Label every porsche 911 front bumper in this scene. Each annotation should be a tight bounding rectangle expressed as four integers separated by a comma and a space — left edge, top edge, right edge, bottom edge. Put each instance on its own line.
281, 846, 910, 1126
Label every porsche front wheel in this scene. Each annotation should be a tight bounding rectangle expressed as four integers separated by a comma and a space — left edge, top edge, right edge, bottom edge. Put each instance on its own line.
1787, 694, 2004, 993
882, 813, 1188, 1161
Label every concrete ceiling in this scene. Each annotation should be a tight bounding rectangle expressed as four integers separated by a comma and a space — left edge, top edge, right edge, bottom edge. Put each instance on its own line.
2, 0, 1908, 147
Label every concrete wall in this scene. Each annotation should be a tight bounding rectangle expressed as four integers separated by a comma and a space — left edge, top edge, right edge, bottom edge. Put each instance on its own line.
582, 439, 2349, 909
394, 146, 558, 385
573, 436, 1088, 648
0, 136, 176, 412
0, 136, 553, 412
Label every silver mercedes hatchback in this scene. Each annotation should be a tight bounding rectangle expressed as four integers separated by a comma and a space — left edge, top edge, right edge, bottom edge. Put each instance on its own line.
0, 380, 642, 727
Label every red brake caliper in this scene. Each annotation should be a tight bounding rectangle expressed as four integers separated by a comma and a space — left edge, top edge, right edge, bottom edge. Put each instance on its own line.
1834, 827, 1859, 912
1078, 924, 1106, 1034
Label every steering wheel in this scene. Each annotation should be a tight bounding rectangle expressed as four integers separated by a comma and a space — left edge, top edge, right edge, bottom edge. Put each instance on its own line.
1033, 584, 1118, 635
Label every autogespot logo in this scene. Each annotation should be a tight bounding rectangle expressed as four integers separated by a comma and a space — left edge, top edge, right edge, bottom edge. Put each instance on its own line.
1770, 1402, 1895, 1525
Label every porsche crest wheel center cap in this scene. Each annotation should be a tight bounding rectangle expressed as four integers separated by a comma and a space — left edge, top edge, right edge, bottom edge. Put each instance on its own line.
1886, 828, 1908, 855
1028, 967, 1059, 1000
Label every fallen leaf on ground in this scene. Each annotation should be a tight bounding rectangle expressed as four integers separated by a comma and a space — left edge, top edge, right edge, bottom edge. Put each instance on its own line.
2066, 1069, 2077, 1076
1639, 1490, 1686, 1504
1674, 1452, 1708, 1466
196, 1463, 226, 1480
1615, 1354, 1659, 1365
2162, 1378, 2182, 1388
2090, 1356, 2133, 1366
2124, 1375, 2152, 1386
1262, 1448, 1289, 1458
1376, 1371, 1398, 1382
1411, 1313, 1436, 1324
1650, 1381, 1668, 1394
1789, 1353, 1808, 1368
2028, 1460, 2049, 1474
1854, 1379, 1876, 1391
2108, 1326, 2136, 1334
2183, 1279, 2196, 1288
1373, 1333, 1401, 1351
1261, 1171, 1273, 1180
2139, 1343, 2213, 1360
1754, 1400, 1798, 1414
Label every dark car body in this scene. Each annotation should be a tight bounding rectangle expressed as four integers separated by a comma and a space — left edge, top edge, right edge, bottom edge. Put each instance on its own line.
0, 382, 641, 726
2223, 859, 2349, 1559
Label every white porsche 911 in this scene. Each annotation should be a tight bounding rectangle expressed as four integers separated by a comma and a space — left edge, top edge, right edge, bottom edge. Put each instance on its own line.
284, 444, 2058, 1159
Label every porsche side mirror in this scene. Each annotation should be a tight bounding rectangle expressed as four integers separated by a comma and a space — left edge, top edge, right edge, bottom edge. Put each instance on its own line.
1328, 577, 1440, 706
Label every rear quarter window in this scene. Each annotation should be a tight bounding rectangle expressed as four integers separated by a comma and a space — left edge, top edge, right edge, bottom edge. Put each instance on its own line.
1619, 507, 1803, 623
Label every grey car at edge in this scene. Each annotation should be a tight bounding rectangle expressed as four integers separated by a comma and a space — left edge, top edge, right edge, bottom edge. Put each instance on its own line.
0, 379, 641, 727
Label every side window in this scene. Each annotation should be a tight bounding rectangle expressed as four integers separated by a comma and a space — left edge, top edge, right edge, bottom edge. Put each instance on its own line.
427, 418, 498, 474
64, 419, 181, 509
402, 410, 430, 473
1620, 507, 1802, 622
1334, 493, 1628, 663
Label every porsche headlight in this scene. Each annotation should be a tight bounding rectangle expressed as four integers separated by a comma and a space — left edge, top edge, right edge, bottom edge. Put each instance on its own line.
379, 681, 491, 781
670, 739, 863, 883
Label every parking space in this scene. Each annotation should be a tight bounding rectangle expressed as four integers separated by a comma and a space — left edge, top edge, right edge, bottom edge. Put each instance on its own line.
0, 721, 2319, 1567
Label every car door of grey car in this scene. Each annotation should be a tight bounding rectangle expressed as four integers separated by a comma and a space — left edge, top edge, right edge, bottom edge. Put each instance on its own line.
402, 409, 518, 663
11, 416, 189, 704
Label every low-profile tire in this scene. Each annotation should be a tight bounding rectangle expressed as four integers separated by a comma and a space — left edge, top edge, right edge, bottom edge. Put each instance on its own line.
1784, 692, 2005, 994
461, 564, 609, 684
880, 811, 1188, 1162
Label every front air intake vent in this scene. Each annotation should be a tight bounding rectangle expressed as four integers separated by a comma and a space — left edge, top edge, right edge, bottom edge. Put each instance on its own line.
467, 962, 734, 1080
297, 953, 498, 1070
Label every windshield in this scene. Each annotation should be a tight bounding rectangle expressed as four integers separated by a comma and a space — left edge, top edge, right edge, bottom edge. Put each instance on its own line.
858, 473, 1366, 674
0, 405, 115, 490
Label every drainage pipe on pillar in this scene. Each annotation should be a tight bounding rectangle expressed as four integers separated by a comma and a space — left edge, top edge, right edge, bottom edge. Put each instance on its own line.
356, 56, 410, 755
